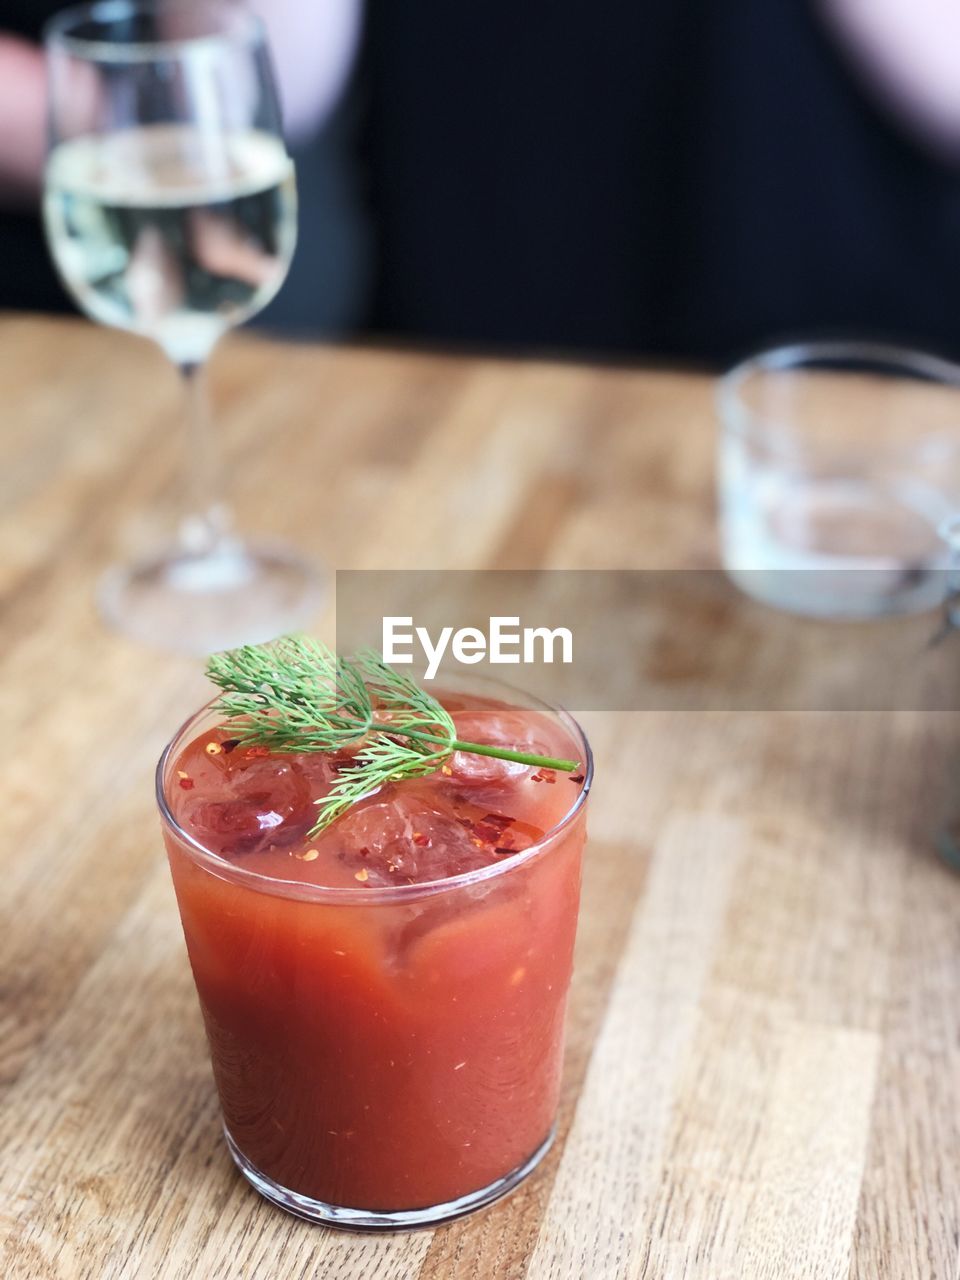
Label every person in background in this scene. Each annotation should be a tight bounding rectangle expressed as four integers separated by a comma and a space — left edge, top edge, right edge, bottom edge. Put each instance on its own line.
0, 0, 368, 328
2, 1, 960, 363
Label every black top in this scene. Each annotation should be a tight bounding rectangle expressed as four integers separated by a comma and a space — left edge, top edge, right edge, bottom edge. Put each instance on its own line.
3, 0, 56, 26
363, 0, 960, 362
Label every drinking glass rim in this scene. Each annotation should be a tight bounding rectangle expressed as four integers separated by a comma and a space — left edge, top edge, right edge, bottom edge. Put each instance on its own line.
44, 0, 264, 61
717, 339, 960, 454
156, 675, 594, 904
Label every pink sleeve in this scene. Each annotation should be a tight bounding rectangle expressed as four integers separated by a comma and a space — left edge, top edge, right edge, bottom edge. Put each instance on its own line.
252, 0, 363, 144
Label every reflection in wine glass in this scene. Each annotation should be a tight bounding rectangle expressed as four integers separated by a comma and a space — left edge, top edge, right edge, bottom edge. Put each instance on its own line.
189, 210, 284, 290
43, 0, 321, 652
126, 225, 184, 323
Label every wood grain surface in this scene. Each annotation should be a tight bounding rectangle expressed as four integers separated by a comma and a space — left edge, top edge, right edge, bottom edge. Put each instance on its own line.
1, 316, 958, 1279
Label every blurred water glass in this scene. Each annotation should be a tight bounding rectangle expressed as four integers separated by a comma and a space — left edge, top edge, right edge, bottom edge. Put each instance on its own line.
717, 342, 960, 618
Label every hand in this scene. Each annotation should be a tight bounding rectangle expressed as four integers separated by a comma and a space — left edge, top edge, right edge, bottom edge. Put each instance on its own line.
0, 35, 46, 205
818, 0, 960, 159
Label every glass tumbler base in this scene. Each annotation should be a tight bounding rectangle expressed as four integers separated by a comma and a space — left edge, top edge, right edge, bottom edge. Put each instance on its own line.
98, 538, 322, 654
224, 1125, 556, 1231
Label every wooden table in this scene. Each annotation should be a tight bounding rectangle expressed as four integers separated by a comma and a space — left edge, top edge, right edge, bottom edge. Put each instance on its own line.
2, 316, 958, 1279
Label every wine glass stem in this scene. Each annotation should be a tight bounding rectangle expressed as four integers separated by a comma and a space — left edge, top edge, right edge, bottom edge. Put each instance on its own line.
178, 359, 230, 556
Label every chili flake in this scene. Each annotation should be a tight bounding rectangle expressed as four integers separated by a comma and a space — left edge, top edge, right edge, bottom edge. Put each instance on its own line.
295, 848, 320, 862
354, 868, 369, 883
178, 776, 195, 790
221, 739, 240, 754
569, 772, 585, 784
531, 768, 556, 784
471, 812, 514, 844
481, 813, 513, 832
205, 740, 223, 756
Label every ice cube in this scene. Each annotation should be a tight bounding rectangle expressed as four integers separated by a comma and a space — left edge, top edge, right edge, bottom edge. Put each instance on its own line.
334, 793, 495, 885
445, 710, 550, 787
180, 756, 316, 857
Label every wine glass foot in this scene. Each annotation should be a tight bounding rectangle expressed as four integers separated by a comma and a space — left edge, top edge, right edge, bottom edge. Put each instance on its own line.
98, 539, 323, 654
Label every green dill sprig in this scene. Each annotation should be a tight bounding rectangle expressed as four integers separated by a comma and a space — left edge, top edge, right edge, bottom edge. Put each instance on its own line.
205, 635, 579, 837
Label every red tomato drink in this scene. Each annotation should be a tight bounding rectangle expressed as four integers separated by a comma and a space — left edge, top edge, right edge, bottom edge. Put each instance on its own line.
157, 679, 591, 1228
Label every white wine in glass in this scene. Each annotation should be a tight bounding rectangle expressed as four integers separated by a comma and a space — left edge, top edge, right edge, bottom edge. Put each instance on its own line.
43, 0, 321, 653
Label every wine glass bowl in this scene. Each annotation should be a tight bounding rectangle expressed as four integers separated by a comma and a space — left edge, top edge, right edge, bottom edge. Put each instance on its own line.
44, 126, 296, 364
43, 0, 321, 653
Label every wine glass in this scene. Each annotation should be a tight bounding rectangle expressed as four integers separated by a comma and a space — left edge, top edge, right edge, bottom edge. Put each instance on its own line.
43, 0, 321, 653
